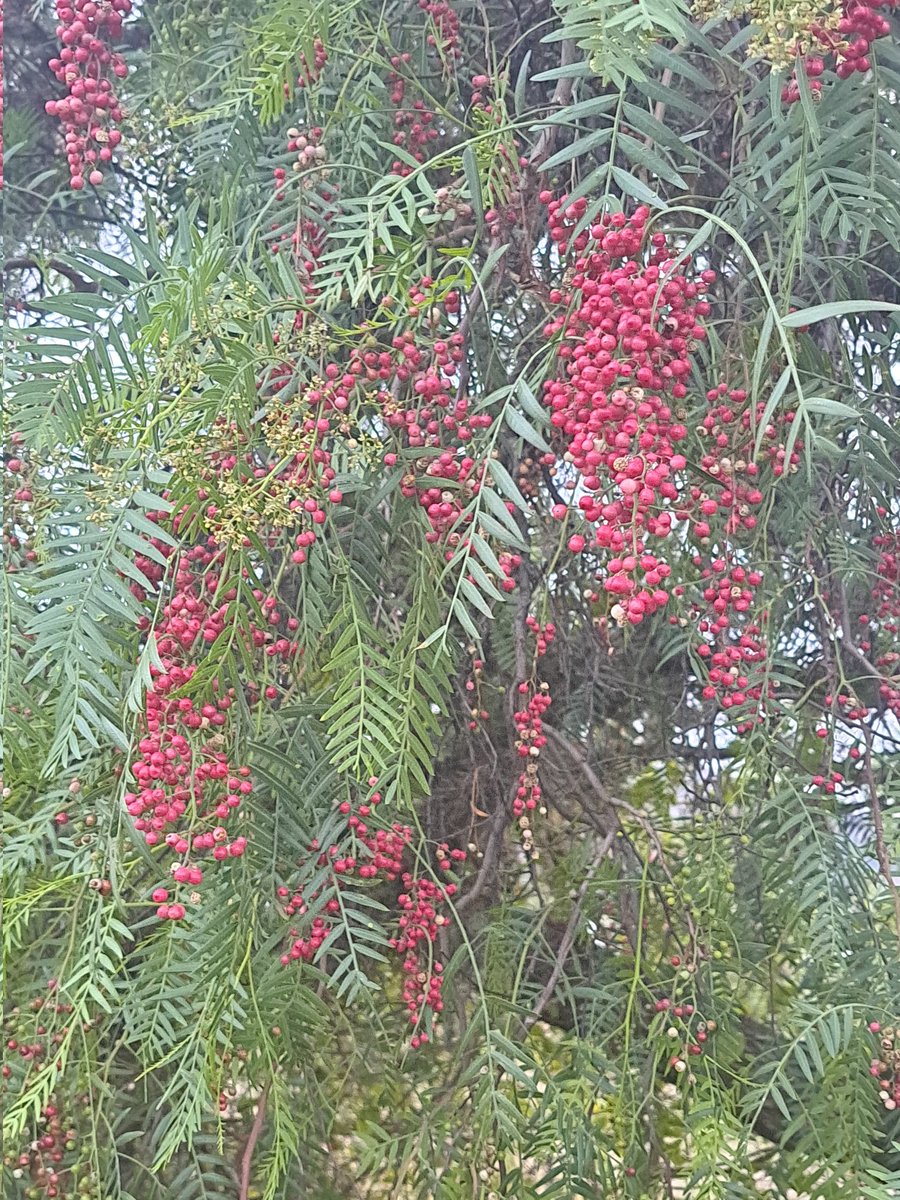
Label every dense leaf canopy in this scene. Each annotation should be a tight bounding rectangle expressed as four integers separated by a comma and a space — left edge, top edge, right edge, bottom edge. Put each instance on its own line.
4, 0, 900, 1197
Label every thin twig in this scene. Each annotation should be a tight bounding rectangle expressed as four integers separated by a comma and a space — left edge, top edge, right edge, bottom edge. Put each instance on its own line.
238, 1083, 270, 1200
455, 225, 503, 401
458, 559, 537, 912
831, 571, 886, 682
543, 722, 700, 955
456, 786, 514, 913
524, 831, 615, 1030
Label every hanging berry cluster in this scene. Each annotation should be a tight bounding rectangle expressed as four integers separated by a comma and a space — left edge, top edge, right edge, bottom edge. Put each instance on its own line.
126, 402, 345, 918
864, 529, 900, 717
127, 529, 255, 919
386, 55, 440, 177
420, 0, 461, 61
278, 790, 465, 1047
511, 617, 555, 856
395, 868, 457, 1049
652, 990, 714, 1078
273, 125, 327, 204
270, 38, 336, 300
4, 440, 37, 573
464, 648, 490, 730
671, 381, 801, 728
869, 1021, 900, 1111
270, 124, 336, 308
45, 0, 130, 190
541, 198, 713, 626
2, 986, 99, 1199
2, 1101, 92, 1199
781, 0, 897, 103
296, 36, 328, 88
687, 558, 770, 729
378, 0, 463, 175
365, 283, 494, 546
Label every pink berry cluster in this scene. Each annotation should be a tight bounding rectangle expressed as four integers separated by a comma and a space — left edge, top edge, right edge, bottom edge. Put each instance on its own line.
541, 197, 713, 625
807, 760, 846, 792
248, 231, 504, 578
781, 0, 897, 102
512, 617, 555, 831
386, 56, 439, 176
296, 36, 327, 88
268, 216, 329, 308
653, 984, 713, 1076
688, 561, 769, 726
45, 0, 130, 190
497, 551, 523, 592
4, 439, 38, 572
401, 449, 480, 543
419, 0, 462, 61
242, 268, 518, 614
273, 125, 327, 203
280, 35, 327, 103
269, 40, 336, 304
869, 1021, 900, 1111
125, 402, 347, 918
269, 127, 335, 315
686, 382, 801, 541
396, 866, 457, 1049
126, 537, 257, 918
865, 529, 900, 716
278, 789, 465, 1046
691, 386, 762, 534
670, 382, 802, 727
2, 1103, 86, 1199
2, 985, 98, 1198
277, 792, 405, 962
812, 687, 887, 775
871, 530, 900, 626
369, 295, 494, 545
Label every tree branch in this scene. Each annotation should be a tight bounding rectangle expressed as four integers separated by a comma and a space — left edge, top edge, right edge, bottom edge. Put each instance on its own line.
2, 256, 99, 293
527, 40, 578, 169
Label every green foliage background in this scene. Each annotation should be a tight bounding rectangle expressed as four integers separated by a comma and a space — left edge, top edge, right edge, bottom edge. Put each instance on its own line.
4, 0, 900, 1196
